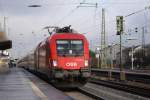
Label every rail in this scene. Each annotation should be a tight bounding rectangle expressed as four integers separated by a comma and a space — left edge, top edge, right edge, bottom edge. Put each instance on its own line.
91, 68, 150, 84
78, 87, 104, 100
89, 79, 150, 98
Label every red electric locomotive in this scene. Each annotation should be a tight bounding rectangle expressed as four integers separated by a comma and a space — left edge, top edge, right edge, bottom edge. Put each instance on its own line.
19, 26, 90, 87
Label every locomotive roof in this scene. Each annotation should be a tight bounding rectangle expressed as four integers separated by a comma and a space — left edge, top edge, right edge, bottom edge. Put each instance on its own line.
37, 32, 87, 48
49, 32, 86, 40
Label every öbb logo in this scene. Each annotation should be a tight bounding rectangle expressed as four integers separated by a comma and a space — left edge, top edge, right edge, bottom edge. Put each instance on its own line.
66, 62, 77, 67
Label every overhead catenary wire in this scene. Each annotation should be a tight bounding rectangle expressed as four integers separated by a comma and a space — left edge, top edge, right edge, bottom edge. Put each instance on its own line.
71, 8, 98, 30
54, 6, 80, 25
40, 1, 147, 34
54, 0, 87, 26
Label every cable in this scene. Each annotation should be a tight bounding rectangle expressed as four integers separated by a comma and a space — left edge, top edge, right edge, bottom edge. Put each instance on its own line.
100, 1, 150, 5
54, 0, 87, 25
125, 9, 145, 18
54, 6, 79, 25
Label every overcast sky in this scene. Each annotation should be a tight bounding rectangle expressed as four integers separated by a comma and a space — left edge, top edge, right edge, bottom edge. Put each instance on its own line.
0, 0, 150, 58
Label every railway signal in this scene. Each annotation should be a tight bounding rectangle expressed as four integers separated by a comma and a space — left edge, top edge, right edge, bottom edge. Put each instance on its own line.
135, 27, 138, 33
116, 16, 124, 35
116, 16, 125, 81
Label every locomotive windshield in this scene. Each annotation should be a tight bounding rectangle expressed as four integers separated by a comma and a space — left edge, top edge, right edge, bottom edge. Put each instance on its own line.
56, 40, 83, 56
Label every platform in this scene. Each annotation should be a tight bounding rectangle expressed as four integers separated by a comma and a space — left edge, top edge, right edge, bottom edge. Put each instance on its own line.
0, 67, 72, 100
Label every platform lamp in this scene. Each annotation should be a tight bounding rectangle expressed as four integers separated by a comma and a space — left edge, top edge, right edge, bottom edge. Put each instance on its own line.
28, 5, 42, 8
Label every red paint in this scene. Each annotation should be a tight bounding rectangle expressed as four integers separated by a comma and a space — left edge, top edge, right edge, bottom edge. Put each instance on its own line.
48, 33, 89, 70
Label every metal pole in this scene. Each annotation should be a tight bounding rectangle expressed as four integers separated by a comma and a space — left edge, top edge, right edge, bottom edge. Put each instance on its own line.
101, 8, 107, 68
120, 32, 122, 72
142, 27, 145, 61
4, 17, 6, 33
120, 32, 125, 80
110, 45, 113, 69
109, 45, 113, 80
126, 38, 137, 70
131, 46, 134, 70
98, 55, 100, 68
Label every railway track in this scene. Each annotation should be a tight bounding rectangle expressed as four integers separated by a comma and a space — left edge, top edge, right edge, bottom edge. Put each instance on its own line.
77, 87, 104, 100
63, 87, 103, 100
89, 79, 150, 98
91, 69, 150, 84
64, 90, 94, 100
26, 68, 103, 100
25, 68, 150, 99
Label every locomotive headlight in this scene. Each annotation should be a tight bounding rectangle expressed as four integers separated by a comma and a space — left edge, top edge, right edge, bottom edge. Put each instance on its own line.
53, 60, 57, 67
84, 60, 88, 67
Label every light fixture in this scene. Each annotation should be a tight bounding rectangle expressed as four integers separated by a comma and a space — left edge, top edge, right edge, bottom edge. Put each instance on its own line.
28, 5, 42, 7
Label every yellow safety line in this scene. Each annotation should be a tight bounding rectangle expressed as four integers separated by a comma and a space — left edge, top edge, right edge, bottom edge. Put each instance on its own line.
29, 82, 48, 100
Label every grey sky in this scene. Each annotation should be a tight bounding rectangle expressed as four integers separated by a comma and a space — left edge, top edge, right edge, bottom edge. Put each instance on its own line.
0, 0, 150, 58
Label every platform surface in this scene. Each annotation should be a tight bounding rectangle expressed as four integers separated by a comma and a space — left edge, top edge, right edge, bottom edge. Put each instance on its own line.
0, 67, 72, 100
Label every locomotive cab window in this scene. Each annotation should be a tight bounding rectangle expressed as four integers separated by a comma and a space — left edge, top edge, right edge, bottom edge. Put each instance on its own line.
56, 40, 83, 56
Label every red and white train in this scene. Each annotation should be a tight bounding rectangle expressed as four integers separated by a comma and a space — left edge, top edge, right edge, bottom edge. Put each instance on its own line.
18, 26, 90, 87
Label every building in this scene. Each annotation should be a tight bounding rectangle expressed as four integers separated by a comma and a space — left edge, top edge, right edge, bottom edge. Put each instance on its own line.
100, 44, 125, 69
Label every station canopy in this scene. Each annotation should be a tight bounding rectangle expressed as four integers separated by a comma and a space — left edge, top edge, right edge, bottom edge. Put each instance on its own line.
0, 40, 12, 50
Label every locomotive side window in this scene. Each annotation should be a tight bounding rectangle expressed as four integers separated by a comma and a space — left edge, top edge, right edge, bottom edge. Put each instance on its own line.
56, 40, 83, 56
